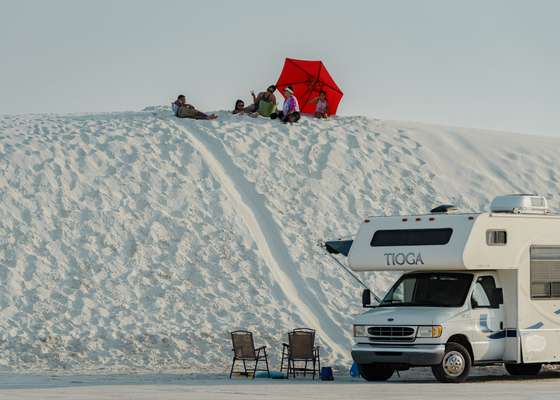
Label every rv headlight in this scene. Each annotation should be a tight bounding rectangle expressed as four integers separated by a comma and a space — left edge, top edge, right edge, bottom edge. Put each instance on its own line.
353, 325, 368, 337
416, 325, 443, 338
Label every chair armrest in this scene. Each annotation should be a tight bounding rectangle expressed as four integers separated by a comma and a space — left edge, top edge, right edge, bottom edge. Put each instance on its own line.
282, 343, 289, 347
255, 346, 266, 351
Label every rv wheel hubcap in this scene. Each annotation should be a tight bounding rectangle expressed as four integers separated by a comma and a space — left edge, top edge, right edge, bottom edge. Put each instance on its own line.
443, 351, 465, 377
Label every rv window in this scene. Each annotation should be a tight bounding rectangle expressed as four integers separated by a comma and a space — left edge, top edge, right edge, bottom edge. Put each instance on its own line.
380, 273, 473, 307
371, 228, 452, 247
471, 276, 497, 308
530, 246, 560, 299
486, 230, 507, 246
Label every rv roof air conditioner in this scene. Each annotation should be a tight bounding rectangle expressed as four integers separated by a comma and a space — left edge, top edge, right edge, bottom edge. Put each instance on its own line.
430, 204, 458, 214
490, 194, 549, 215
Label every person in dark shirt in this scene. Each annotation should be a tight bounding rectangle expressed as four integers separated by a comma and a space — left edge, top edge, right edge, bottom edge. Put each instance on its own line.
172, 95, 217, 120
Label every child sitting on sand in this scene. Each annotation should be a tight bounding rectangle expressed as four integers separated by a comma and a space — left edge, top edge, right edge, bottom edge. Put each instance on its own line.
311, 91, 329, 119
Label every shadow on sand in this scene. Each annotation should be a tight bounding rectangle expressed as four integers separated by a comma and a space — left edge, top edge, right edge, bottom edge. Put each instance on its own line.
2, 368, 560, 390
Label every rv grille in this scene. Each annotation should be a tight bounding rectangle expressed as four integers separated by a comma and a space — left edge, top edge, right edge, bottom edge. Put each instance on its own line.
367, 326, 416, 342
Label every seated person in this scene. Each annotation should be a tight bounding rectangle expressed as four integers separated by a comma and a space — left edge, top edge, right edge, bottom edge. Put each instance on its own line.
246, 85, 277, 117
274, 87, 300, 123
311, 91, 329, 119
172, 95, 217, 120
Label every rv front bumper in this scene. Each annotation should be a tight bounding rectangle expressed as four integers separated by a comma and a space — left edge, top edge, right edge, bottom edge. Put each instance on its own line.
351, 343, 445, 366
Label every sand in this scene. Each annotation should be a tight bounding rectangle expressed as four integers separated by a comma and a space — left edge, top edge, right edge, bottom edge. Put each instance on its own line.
0, 108, 559, 374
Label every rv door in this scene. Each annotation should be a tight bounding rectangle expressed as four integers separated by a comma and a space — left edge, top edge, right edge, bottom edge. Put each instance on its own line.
469, 275, 506, 361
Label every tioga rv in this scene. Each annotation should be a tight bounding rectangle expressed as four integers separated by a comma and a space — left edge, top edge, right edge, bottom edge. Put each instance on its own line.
326, 194, 560, 383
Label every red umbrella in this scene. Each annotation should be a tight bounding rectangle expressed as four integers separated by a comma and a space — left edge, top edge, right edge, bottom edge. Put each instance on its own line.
275, 58, 343, 116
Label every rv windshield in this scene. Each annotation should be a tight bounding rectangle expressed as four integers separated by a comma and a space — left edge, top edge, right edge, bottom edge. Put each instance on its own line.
380, 272, 473, 307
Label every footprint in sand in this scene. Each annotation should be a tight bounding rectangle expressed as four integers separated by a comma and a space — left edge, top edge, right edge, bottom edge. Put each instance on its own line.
306, 141, 332, 179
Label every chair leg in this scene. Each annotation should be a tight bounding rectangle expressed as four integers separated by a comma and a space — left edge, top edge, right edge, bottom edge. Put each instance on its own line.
312, 359, 316, 380
304, 360, 307, 377
242, 360, 247, 376
230, 357, 236, 379
264, 350, 270, 378
252, 358, 259, 379
280, 349, 285, 372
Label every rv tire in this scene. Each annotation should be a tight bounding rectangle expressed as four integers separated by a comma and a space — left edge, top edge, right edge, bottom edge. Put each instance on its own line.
358, 363, 394, 381
432, 342, 472, 383
505, 363, 542, 376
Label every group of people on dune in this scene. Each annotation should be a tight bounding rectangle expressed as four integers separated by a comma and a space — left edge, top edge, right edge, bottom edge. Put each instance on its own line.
171, 84, 329, 123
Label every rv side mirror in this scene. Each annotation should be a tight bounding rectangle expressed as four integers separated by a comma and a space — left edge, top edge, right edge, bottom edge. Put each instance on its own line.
362, 289, 372, 308
492, 288, 504, 308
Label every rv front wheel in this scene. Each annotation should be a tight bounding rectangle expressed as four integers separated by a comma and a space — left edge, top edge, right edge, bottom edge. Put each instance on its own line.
358, 363, 394, 381
432, 342, 472, 383
505, 363, 542, 376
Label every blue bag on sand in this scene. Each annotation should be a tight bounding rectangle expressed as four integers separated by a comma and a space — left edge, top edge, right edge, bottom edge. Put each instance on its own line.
255, 371, 286, 379
350, 361, 359, 377
270, 371, 287, 379
320, 366, 334, 381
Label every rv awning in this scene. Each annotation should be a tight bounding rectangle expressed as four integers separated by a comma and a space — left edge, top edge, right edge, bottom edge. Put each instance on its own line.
325, 240, 353, 257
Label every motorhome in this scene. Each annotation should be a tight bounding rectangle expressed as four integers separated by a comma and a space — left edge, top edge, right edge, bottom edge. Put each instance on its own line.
326, 194, 560, 383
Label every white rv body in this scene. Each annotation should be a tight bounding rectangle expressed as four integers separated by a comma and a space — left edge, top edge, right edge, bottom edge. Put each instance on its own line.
343, 195, 560, 382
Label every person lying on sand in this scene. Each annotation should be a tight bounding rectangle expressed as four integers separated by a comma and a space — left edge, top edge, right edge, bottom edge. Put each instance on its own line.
274, 87, 300, 123
232, 99, 258, 118
172, 95, 218, 120
232, 99, 246, 114
310, 90, 329, 119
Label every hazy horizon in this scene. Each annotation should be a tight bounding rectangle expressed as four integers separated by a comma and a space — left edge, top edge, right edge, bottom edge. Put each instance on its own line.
1, 0, 559, 137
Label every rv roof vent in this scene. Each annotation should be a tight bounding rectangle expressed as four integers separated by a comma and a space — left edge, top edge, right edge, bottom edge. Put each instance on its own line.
430, 204, 458, 214
490, 194, 549, 215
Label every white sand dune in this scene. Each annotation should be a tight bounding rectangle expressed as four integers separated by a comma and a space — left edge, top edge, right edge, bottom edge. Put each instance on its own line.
0, 109, 559, 373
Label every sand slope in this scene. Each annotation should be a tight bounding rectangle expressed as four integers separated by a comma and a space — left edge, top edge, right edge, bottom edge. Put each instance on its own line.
0, 109, 559, 372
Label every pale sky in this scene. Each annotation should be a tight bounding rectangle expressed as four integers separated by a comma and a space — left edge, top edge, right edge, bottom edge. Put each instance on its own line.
1, 0, 559, 137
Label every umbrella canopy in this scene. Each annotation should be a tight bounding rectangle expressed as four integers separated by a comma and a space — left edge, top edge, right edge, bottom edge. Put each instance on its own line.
275, 58, 343, 116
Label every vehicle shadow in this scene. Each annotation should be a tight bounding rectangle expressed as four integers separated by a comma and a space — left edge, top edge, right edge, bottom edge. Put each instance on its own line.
393, 367, 560, 384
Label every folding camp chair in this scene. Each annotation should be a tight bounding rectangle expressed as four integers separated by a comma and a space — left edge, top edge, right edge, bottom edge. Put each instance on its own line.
280, 328, 320, 379
229, 330, 270, 379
